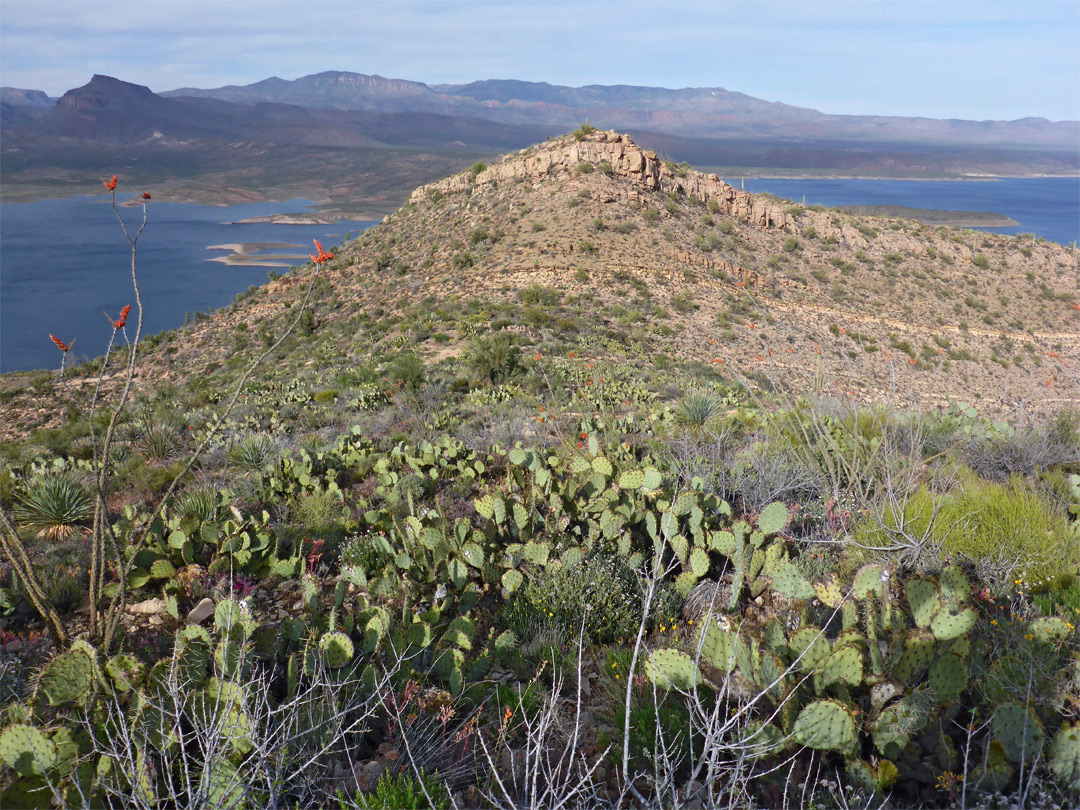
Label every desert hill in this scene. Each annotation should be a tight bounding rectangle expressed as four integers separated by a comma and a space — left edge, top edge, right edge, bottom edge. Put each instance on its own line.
2, 128, 1077, 444
136, 129, 1080, 418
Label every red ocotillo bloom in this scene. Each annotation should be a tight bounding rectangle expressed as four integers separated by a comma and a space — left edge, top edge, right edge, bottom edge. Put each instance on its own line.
103, 175, 117, 191
310, 239, 334, 264
108, 304, 132, 329
142, 192, 151, 200
50, 334, 70, 352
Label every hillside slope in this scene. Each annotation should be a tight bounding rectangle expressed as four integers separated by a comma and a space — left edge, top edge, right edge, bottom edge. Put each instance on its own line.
159, 129, 1080, 415
3, 129, 1077, 443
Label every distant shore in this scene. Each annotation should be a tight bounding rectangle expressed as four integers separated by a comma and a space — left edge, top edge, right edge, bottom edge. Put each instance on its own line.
839, 205, 1018, 228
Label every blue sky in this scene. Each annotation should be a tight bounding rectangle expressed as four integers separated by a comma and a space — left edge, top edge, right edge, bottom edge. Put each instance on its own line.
2, 0, 1077, 121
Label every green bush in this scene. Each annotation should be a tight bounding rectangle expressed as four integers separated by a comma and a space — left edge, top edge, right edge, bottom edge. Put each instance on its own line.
571, 120, 597, 141
504, 551, 646, 645
227, 434, 279, 472
856, 471, 1076, 580
386, 353, 426, 392
466, 334, 522, 384
351, 768, 450, 809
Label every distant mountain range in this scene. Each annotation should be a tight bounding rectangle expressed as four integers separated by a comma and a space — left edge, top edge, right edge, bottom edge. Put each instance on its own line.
2, 73, 1076, 208
163, 71, 1077, 148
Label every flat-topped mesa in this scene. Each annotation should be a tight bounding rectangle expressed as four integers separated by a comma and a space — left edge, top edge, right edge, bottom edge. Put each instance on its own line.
410, 130, 797, 231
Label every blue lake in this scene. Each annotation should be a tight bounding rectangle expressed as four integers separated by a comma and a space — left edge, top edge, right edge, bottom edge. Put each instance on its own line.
1, 196, 376, 373
722, 177, 1079, 248
3, 178, 1077, 372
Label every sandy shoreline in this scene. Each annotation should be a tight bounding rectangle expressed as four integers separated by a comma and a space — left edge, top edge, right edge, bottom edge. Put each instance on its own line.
206, 242, 306, 267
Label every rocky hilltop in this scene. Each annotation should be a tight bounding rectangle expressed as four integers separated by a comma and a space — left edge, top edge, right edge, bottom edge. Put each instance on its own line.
373, 129, 1077, 413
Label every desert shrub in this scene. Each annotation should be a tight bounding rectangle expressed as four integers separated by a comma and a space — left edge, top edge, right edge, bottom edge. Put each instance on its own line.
339, 533, 393, 574
518, 284, 560, 306
856, 472, 1076, 581
174, 485, 220, 524
962, 422, 1080, 481
642, 206, 659, 225
295, 488, 345, 541
571, 120, 596, 141
137, 420, 181, 462
972, 252, 990, 269
14, 471, 93, 540
466, 334, 522, 384
722, 442, 826, 515
503, 551, 646, 645
353, 768, 450, 810
385, 353, 426, 392
450, 252, 474, 271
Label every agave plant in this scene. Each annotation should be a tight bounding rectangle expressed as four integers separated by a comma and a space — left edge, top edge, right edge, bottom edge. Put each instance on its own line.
675, 391, 725, 429
14, 472, 94, 541
226, 434, 278, 472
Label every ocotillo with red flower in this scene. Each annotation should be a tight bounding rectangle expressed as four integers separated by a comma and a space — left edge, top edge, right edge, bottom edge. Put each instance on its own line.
107, 304, 131, 330
103, 175, 117, 191
50, 334, 70, 352
310, 239, 334, 264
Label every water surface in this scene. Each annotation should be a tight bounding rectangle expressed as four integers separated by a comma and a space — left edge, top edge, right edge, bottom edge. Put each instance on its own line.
1, 196, 375, 372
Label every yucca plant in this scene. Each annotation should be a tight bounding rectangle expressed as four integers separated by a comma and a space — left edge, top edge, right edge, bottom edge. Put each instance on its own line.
14, 472, 94, 541
137, 421, 180, 462
675, 391, 725, 429
226, 434, 278, 472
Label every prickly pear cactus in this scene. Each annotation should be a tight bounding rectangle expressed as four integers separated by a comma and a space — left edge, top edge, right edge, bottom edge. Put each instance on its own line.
930, 606, 976, 641
644, 649, 700, 691
769, 561, 815, 601
792, 699, 857, 753
992, 701, 1045, 764
1049, 722, 1080, 790
852, 564, 887, 600
1029, 616, 1074, 643
928, 652, 967, 702
318, 631, 355, 669
872, 691, 932, 758
904, 576, 941, 628
36, 645, 94, 707
104, 654, 145, 693
0, 724, 57, 777
175, 625, 213, 687
818, 645, 863, 691
757, 502, 789, 535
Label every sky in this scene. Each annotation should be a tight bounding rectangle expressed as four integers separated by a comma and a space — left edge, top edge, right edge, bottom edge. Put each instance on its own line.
1, 0, 1078, 122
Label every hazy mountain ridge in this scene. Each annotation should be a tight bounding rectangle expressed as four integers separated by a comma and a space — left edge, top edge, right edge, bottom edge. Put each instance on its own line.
2, 74, 1076, 210
163, 70, 1079, 148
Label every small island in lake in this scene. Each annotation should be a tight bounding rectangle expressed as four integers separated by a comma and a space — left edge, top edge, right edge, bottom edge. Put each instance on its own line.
225, 213, 336, 225
206, 242, 307, 267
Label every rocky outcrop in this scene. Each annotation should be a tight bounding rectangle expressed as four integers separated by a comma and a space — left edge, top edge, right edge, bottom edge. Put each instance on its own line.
411, 130, 798, 230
